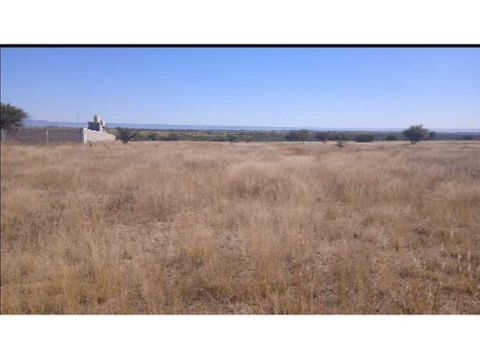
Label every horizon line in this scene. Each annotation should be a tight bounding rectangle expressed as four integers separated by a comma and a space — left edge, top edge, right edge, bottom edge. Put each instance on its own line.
25, 119, 480, 132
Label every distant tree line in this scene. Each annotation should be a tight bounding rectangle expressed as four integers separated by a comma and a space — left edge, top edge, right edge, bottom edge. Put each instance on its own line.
283, 126, 440, 144
111, 125, 478, 144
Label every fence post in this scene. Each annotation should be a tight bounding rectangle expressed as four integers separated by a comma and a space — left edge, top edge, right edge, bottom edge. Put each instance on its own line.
45, 129, 49, 144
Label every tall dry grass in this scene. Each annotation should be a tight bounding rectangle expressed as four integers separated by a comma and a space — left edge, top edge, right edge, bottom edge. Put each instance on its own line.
1, 141, 479, 314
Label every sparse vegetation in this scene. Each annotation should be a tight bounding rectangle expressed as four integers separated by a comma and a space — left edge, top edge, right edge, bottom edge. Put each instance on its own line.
108, 128, 479, 143
2, 141, 478, 314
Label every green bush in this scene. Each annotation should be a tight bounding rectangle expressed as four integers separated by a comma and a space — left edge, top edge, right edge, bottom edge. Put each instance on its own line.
165, 132, 180, 141
134, 133, 148, 141
402, 125, 429, 144
227, 134, 238, 143
116, 128, 139, 144
314, 132, 329, 142
330, 132, 349, 141
353, 133, 374, 143
285, 129, 309, 142
146, 132, 160, 141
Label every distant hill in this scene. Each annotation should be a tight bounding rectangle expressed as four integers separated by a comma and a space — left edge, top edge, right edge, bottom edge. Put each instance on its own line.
23, 119, 479, 132
24, 119, 299, 131
25, 119, 83, 128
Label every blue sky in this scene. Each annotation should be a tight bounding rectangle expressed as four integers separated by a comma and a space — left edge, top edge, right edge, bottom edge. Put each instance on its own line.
1, 47, 479, 129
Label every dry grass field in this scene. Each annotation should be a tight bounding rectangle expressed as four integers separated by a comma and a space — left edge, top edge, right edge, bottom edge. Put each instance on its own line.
1, 141, 479, 314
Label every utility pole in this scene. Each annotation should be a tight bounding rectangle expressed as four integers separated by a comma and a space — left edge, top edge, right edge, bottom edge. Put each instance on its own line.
77, 112, 86, 128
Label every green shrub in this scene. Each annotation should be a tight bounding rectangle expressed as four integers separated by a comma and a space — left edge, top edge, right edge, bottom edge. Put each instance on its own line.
227, 134, 238, 143
314, 132, 329, 142
116, 128, 139, 144
402, 125, 429, 144
353, 133, 374, 143
330, 132, 349, 141
285, 129, 309, 142
134, 133, 148, 141
335, 139, 346, 148
146, 132, 160, 141
165, 132, 180, 141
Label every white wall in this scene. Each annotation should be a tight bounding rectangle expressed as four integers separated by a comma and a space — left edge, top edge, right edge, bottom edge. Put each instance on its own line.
82, 128, 116, 143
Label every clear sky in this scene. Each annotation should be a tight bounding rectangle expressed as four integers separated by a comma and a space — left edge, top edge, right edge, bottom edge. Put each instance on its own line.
1, 47, 479, 129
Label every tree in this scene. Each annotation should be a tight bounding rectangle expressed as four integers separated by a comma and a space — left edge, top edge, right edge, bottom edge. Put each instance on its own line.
402, 125, 429, 144
428, 131, 437, 140
285, 129, 309, 142
385, 134, 398, 141
116, 127, 138, 144
1, 103, 28, 129
314, 132, 328, 142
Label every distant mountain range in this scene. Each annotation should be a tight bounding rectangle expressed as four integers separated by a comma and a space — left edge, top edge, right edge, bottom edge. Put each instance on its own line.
24, 119, 301, 131
24, 119, 480, 133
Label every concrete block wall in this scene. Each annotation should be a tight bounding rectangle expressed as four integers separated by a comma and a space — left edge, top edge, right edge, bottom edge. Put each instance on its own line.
82, 128, 116, 143
1, 127, 115, 144
1, 128, 50, 144
48, 127, 83, 143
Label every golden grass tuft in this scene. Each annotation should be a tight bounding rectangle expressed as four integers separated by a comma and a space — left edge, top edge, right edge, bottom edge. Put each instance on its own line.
1, 141, 479, 313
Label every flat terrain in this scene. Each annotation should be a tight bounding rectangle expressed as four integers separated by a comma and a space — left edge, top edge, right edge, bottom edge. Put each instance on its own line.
1, 141, 479, 314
